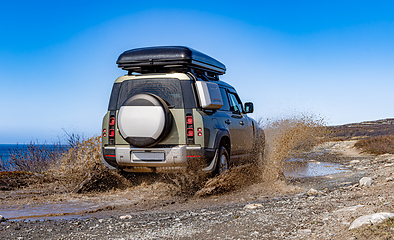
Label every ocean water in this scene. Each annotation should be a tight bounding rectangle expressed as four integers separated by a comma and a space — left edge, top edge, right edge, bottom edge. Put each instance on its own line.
0, 144, 24, 161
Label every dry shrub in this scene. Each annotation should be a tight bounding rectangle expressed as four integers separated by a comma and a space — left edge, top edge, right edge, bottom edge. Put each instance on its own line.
0, 155, 5, 172
354, 135, 394, 154
261, 114, 326, 181
5, 142, 66, 172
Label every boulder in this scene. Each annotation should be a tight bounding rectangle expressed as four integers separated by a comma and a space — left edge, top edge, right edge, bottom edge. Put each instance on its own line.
349, 212, 394, 230
335, 205, 364, 213
244, 203, 263, 209
359, 177, 372, 187
307, 188, 318, 196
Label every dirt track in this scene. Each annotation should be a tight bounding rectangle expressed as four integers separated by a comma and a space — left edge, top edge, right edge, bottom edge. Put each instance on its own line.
1, 140, 394, 239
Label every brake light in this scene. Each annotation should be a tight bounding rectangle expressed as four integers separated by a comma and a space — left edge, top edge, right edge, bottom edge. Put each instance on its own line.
103, 129, 107, 137
109, 129, 115, 137
186, 116, 193, 125
187, 128, 194, 137
109, 117, 115, 126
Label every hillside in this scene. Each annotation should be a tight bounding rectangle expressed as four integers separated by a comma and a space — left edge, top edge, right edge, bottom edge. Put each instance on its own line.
328, 118, 394, 140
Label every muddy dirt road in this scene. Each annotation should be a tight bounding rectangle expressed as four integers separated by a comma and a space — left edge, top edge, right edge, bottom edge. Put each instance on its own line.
1, 140, 394, 239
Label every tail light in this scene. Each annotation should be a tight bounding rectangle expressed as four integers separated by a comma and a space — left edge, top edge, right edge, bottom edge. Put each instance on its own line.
108, 115, 116, 145
186, 114, 194, 144
103, 129, 107, 137
187, 128, 194, 137
186, 116, 193, 125
109, 129, 115, 137
109, 117, 115, 126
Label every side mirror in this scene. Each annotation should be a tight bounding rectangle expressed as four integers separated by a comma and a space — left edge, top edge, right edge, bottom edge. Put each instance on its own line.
244, 102, 254, 113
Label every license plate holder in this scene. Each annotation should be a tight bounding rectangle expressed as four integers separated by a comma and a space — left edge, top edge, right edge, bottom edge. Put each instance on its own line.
131, 151, 165, 162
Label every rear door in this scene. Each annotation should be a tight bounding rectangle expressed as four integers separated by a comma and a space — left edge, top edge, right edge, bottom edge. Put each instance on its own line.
226, 90, 254, 155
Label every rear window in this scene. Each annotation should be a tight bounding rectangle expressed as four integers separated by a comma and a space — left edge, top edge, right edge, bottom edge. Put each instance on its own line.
117, 78, 184, 109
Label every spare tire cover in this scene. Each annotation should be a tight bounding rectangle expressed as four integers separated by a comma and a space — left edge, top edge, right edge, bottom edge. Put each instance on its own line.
118, 93, 172, 147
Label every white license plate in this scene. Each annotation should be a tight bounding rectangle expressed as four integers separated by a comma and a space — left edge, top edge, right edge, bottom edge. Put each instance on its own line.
131, 151, 165, 161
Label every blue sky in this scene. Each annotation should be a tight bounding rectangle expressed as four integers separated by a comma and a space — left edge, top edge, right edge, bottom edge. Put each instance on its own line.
1, 1, 394, 143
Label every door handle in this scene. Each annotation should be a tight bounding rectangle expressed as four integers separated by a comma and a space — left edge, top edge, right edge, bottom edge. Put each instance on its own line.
240, 121, 244, 125
225, 119, 231, 124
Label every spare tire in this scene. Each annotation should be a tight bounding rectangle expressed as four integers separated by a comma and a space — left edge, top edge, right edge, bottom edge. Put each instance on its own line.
118, 93, 173, 147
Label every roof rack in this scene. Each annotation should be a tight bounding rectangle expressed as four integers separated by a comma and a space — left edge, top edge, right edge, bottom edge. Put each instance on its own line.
116, 46, 226, 76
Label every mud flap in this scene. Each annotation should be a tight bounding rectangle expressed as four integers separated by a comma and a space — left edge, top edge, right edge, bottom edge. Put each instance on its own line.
202, 149, 219, 172
101, 155, 117, 170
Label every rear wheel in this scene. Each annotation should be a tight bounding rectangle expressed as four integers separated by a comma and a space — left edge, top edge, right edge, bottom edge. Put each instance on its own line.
252, 131, 266, 169
215, 146, 229, 175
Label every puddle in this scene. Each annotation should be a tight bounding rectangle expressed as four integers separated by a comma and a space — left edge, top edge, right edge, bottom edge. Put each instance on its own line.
1, 160, 352, 221
0, 200, 111, 220
283, 159, 350, 179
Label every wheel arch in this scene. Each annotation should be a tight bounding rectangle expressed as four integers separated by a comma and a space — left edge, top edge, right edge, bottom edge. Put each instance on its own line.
214, 130, 231, 155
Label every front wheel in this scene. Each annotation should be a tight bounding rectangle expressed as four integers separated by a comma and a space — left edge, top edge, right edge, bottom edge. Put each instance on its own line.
215, 146, 229, 175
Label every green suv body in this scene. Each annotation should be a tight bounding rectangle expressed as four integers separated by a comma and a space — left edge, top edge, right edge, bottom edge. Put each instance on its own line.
101, 46, 264, 174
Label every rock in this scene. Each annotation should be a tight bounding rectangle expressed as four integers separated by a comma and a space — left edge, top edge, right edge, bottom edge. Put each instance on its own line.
349, 160, 360, 164
349, 212, 394, 230
244, 203, 263, 209
307, 188, 318, 196
0, 215, 6, 222
298, 229, 312, 234
335, 205, 364, 213
119, 215, 132, 220
359, 177, 372, 187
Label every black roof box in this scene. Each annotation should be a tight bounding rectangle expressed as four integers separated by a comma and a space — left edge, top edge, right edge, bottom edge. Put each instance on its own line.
117, 46, 226, 75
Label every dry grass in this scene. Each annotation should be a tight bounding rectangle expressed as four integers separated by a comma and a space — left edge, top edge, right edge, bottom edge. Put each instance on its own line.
52, 135, 129, 193
0, 135, 128, 193
54, 136, 101, 182
354, 135, 394, 154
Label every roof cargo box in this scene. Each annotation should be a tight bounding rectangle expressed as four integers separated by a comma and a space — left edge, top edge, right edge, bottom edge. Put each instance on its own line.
117, 46, 226, 75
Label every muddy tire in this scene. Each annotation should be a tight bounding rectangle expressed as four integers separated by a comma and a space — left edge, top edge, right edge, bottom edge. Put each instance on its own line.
252, 132, 266, 169
215, 146, 229, 175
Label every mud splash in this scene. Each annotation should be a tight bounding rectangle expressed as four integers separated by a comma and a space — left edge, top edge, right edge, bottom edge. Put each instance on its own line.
195, 114, 327, 196
47, 114, 327, 198
0, 114, 332, 221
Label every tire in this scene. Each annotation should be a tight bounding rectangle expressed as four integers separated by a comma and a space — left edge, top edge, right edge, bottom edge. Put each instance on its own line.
252, 131, 265, 169
117, 93, 172, 147
215, 146, 229, 175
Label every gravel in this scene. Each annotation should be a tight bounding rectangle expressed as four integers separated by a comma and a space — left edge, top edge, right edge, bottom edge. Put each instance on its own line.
1, 141, 393, 239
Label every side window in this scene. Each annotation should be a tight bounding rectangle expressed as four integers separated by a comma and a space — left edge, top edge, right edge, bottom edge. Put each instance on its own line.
228, 92, 243, 114
219, 88, 230, 111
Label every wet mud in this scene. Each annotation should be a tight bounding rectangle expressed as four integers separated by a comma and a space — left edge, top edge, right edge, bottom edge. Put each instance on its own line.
0, 148, 366, 222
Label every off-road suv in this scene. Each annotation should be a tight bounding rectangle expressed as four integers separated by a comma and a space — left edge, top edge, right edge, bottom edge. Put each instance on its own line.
101, 46, 264, 174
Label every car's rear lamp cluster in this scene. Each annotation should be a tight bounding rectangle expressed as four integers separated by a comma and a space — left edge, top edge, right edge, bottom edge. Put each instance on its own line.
185, 114, 194, 144
107, 116, 115, 144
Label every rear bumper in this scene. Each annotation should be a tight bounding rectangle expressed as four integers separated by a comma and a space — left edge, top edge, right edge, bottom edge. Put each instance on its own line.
102, 145, 215, 172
